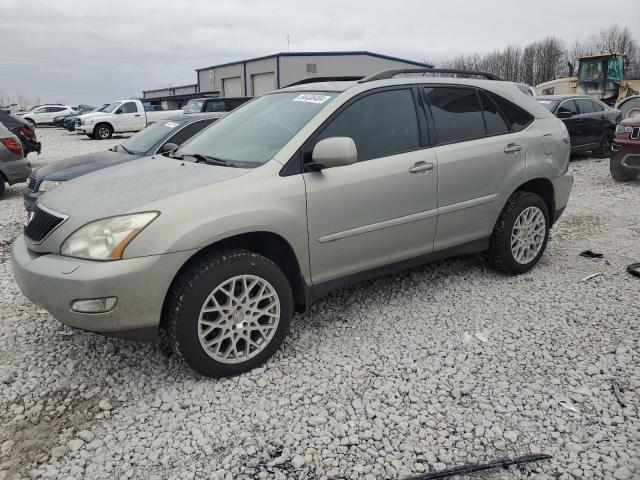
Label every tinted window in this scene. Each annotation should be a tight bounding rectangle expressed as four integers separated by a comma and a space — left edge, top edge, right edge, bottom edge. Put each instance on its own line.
575, 98, 595, 114
49, 107, 66, 112
227, 99, 249, 110
490, 93, 533, 131
316, 89, 420, 161
168, 120, 215, 146
557, 99, 578, 116
591, 100, 605, 112
425, 87, 484, 144
478, 91, 509, 135
120, 102, 139, 113
205, 101, 226, 112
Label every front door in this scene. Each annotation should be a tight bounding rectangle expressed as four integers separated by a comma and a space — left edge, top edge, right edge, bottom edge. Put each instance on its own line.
114, 101, 142, 131
303, 87, 438, 285
557, 99, 586, 148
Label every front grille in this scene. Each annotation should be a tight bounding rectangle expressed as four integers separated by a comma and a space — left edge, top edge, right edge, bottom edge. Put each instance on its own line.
24, 206, 67, 243
27, 176, 38, 192
632, 127, 640, 140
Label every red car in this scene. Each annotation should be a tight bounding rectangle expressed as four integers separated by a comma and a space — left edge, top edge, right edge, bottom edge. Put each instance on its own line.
611, 117, 640, 182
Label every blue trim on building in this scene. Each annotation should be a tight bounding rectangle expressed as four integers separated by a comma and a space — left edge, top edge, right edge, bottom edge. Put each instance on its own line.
195, 51, 432, 72
243, 62, 247, 96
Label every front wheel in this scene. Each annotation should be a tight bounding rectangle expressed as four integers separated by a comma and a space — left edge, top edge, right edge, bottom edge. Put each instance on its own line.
487, 191, 550, 274
93, 124, 113, 139
592, 132, 613, 159
164, 249, 293, 378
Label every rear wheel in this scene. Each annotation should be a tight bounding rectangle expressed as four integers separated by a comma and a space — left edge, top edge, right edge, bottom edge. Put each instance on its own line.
86, 133, 95, 139
164, 249, 293, 378
592, 132, 613, 158
93, 124, 113, 139
487, 191, 550, 274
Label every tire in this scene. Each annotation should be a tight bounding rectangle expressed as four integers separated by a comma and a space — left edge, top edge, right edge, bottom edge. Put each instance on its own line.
487, 191, 550, 275
93, 123, 113, 139
619, 97, 640, 120
86, 134, 96, 139
164, 249, 293, 378
610, 159, 639, 182
592, 132, 613, 159
0, 179, 5, 198
25, 118, 35, 127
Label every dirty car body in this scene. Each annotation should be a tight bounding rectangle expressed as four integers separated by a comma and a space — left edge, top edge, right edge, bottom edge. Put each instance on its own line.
13, 73, 573, 377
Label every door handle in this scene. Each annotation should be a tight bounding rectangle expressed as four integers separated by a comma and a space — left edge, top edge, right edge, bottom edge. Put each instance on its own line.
134, 114, 141, 117
504, 143, 522, 154
409, 161, 435, 173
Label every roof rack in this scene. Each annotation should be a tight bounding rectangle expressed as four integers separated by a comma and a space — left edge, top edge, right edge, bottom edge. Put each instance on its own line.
287, 76, 364, 87
358, 68, 504, 83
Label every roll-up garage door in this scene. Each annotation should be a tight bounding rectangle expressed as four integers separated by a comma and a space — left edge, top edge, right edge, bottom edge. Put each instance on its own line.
251, 72, 276, 96
222, 77, 242, 97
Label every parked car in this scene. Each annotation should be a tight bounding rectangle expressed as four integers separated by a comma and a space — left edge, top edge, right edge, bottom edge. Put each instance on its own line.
537, 95, 620, 157
183, 97, 251, 114
63, 104, 108, 132
75, 99, 182, 139
53, 106, 95, 127
12, 70, 573, 377
24, 113, 224, 211
610, 118, 640, 182
0, 123, 31, 198
0, 112, 41, 156
19, 105, 75, 126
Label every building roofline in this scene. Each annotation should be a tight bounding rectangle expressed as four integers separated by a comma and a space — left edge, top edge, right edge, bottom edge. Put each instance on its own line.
142, 90, 219, 102
195, 51, 432, 72
142, 83, 198, 94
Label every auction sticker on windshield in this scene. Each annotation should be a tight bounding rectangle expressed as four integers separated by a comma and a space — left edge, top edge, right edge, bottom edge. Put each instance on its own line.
164, 121, 180, 128
292, 94, 331, 104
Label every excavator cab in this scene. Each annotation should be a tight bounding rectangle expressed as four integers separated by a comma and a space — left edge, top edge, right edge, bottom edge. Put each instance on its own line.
577, 53, 625, 102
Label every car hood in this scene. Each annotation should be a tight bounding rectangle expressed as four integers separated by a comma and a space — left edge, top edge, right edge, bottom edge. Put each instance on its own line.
33, 150, 138, 181
32, 156, 250, 252
621, 116, 640, 127
78, 112, 107, 121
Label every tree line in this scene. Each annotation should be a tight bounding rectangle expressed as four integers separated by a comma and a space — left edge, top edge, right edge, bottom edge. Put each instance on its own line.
439, 25, 640, 86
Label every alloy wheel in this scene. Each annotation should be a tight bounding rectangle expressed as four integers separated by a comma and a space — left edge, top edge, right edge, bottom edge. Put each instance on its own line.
510, 206, 546, 264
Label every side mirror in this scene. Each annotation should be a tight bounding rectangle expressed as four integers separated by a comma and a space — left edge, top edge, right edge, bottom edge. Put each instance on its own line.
158, 142, 179, 154
310, 137, 357, 170
114, 109, 122, 115
556, 110, 573, 119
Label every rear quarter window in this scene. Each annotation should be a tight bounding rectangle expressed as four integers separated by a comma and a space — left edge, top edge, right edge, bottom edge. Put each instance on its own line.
488, 92, 534, 131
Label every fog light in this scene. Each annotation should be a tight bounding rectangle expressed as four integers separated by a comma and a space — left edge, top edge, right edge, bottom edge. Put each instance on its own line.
71, 297, 117, 313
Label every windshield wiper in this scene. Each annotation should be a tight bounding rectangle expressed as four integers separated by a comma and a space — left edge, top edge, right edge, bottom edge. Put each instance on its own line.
180, 153, 236, 167
118, 144, 135, 155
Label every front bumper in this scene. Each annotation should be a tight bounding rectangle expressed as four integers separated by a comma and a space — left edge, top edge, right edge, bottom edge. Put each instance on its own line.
551, 171, 573, 224
1, 157, 31, 184
12, 235, 196, 340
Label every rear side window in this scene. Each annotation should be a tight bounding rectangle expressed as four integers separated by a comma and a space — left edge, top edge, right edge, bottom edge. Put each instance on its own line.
424, 87, 485, 144
591, 100, 605, 112
226, 99, 249, 110
488, 93, 533, 131
205, 101, 226, 112
478, 91, 509, 135
557, 99, 578, 116
168, 120, 215, 146
315, 88, 420, 161
575, 98, 595, 114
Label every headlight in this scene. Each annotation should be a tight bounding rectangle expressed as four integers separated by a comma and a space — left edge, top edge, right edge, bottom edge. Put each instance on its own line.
61, 212, 159, 260
615, 125, 632, 135
38, 180, 63, 192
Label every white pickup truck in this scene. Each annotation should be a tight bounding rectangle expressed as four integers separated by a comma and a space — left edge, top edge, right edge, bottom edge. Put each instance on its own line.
75, 99, 182, 139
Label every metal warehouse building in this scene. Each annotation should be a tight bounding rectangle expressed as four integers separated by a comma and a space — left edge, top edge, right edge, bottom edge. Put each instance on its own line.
196, 51, 432, 97
142, 51, 431, 107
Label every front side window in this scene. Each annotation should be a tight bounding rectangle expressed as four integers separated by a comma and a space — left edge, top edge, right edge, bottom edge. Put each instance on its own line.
557, 99, 578, 116
183, 99, 205, 113
314, 89, 420, 161
34, 107, 47, 113
425, 87, 484, 144
179, 91, 338, 166
575, 98, 595, 114
120, 102, 139, 113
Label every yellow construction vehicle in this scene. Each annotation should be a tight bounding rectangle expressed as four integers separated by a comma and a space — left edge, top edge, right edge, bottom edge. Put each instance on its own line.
535, 53, 640, 119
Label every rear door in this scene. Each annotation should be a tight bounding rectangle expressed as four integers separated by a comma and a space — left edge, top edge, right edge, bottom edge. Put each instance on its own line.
423, 86, 528, 250
574, 98, 600, 145
304, 87, 439, 284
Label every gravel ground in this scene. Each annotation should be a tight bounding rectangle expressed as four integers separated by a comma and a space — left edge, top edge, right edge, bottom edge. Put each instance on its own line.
0, 129, 639, 480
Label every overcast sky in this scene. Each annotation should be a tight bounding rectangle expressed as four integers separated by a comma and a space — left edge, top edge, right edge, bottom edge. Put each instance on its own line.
2, 0, 639, 106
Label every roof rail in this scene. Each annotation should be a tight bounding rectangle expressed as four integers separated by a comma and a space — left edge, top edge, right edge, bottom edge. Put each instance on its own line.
358, 68, 505, 83
286, 76, 364, 87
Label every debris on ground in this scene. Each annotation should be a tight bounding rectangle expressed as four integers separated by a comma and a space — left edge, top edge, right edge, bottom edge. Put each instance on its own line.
580, 250, 604, 260
627, 262, 640, 279
612, 380, 626, 408
407, 454, 553, 479
581, 272, 603, 282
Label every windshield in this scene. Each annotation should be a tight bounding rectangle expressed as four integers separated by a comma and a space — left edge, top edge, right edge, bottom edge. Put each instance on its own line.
121, 120, 184, 155
537, 99, 559, 112
179, 92, 338, 166
102, 102, 122, 113
184, 99, 205, 113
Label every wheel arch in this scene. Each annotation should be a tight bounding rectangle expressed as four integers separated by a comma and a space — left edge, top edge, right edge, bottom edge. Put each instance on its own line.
508, 178, 555, 224
161, 231, 309, 329
93, 122, 113, 134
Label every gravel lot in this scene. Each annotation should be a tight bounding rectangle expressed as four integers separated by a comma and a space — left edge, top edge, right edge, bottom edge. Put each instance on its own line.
1, 128, 639, 480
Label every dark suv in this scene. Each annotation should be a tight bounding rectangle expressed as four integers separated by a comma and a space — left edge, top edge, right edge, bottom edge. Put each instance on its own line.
183, 97, 251, 114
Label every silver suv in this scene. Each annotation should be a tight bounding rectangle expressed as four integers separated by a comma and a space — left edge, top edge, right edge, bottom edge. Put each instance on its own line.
13, 69, 573, 377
